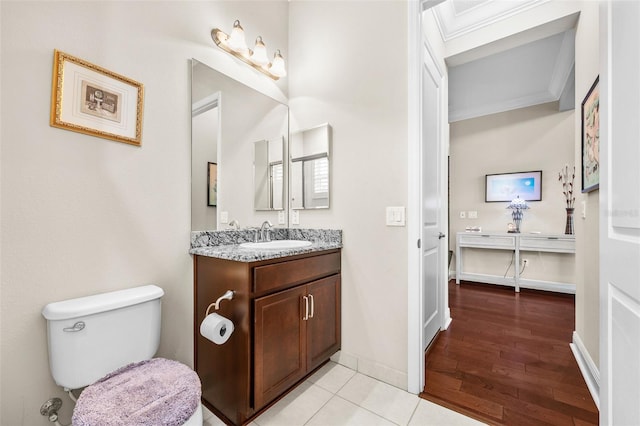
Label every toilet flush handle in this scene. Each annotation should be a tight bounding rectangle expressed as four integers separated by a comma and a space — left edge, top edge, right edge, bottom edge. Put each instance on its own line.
63, 321, 85, 332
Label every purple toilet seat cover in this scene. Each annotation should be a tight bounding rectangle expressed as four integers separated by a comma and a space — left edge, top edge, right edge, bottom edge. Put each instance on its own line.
72, 358, 201, 426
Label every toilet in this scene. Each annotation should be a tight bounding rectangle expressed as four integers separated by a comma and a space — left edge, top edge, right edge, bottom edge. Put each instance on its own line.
42, 285, 202, 426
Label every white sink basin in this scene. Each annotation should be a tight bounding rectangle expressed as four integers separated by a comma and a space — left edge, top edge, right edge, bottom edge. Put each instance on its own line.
239, 240, 312, 250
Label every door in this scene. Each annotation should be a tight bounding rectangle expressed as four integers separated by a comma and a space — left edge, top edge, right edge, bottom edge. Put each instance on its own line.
306, 275, 341, 371
421, 45, 444, 353
600, 2, 640, 424
254, 285, 307, 410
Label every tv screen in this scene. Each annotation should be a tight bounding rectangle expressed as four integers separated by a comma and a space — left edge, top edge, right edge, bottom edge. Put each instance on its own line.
485, 170, 542, 202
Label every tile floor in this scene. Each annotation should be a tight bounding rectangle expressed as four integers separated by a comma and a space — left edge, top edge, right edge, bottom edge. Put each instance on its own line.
202, 362, 485, 426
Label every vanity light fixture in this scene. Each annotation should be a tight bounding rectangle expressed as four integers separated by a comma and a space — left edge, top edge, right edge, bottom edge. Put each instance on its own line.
506, 196, 530, 233
211, 20, 286, 80
226, 20, 249, 55
249, 36, 269, 66
269, 50, 287, 78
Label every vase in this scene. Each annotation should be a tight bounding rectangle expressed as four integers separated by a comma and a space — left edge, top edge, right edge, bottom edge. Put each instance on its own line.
511, 209, 523, 233
565, 208, 575, 235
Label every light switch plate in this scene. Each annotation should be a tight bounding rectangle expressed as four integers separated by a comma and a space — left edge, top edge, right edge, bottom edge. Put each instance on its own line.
459, 211, 466, 219
220, 211, 229, 224
468, 211, 478, 219
278, 211, 286, 225
386, 206, 406, 226
291, 210, 300, 225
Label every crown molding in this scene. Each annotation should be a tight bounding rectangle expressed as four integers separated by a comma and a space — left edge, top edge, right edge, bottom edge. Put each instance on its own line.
433, 0, 550, 41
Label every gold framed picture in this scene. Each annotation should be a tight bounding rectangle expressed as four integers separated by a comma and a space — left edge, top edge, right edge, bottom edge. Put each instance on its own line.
50, 50, 144, 146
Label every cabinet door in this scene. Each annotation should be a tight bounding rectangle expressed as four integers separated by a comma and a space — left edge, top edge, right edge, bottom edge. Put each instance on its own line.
306, 275, 341, 372
254, 285, 307, 410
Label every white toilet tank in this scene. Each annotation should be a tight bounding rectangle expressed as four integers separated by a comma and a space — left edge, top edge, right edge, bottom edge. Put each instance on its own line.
42, 285, 164, 390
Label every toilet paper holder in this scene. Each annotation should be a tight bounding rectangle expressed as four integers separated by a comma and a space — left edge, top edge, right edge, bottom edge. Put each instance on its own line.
205, 290, 234, 316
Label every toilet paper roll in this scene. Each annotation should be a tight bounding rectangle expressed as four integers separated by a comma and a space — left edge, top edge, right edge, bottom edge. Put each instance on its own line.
200, 312, 234, 345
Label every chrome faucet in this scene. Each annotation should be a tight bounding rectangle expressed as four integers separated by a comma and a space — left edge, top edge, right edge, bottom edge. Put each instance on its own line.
228, 219, 240, 230
260, 220, 273, 242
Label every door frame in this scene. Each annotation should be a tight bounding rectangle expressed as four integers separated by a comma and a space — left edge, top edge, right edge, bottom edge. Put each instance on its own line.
407, 0, 451, 395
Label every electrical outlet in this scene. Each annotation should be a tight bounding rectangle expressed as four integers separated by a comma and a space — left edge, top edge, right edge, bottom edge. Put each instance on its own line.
468, 211, 478, 219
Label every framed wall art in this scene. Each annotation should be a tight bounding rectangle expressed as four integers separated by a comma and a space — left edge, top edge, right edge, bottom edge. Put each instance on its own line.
50, 50, 144, 146
208, 162, 217, 207
581, 76, 599, 193
485, 170, 542, 202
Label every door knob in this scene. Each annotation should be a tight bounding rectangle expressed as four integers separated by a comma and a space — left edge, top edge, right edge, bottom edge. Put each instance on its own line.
438, 232, 446, 239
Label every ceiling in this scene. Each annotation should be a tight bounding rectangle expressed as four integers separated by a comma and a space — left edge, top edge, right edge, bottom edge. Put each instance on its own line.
431, 0, 577, 122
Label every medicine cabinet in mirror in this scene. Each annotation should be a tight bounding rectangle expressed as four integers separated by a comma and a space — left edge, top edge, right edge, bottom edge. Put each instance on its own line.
290, 123, 331, 210
191, 59, 288, 231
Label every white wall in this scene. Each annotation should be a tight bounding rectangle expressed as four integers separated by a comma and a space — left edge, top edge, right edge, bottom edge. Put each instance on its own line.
450, 102, 576, 285
0, 2, 287, 425
288, 1, 410, 387
573, 0, 600, 367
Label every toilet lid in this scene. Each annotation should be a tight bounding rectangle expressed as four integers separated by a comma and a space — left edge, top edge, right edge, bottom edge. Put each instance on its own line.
72, 358, 201, 426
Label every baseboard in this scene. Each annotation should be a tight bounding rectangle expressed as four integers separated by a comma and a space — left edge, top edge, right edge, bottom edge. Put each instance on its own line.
456, 273, 576, 294
443, 307, 452, 330
331, 350, 408, 391
570, 331, 600, 409
519, 278, 576, 294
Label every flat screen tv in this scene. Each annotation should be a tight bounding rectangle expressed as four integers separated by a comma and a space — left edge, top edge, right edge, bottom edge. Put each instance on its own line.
485, 170, 542, 202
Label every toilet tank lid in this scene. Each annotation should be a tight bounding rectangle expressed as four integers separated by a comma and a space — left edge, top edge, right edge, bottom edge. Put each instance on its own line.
42, 285, 164, 321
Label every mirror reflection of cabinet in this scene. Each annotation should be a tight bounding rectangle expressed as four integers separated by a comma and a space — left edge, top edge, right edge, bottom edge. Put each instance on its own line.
290, 124, 331, 210
191, 59, 288, 230
254, 137, 284, 211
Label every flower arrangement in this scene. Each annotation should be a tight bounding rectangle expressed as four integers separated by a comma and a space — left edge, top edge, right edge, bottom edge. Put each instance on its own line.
558, 164, 576, 209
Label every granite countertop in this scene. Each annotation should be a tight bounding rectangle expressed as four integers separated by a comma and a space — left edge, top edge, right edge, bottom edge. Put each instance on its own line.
190, 228, 342, 263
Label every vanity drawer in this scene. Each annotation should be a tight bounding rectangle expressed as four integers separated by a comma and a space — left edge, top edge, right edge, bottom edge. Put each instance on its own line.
519, 236, 575, 253
253, 251, 341, 294
458, 234, 515, 249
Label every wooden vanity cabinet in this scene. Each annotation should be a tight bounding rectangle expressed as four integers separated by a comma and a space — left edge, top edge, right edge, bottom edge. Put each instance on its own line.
254, 274, 340, 409
194, 249, 341, 425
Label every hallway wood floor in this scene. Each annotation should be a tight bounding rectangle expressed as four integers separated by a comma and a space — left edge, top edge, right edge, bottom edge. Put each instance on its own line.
421, 281, 599, 425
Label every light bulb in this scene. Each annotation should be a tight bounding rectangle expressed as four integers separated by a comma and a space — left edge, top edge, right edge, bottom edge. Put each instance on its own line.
249, 36, 269, 67
269, 49, 287, 78
227, 20, 248, 55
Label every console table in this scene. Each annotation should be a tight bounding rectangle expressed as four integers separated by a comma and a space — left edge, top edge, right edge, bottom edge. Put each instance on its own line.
455, 232, 576, 293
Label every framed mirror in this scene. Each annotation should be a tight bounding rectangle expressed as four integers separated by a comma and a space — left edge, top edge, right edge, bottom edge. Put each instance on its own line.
191, 59, 288, 231
290, 123, 331, 210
